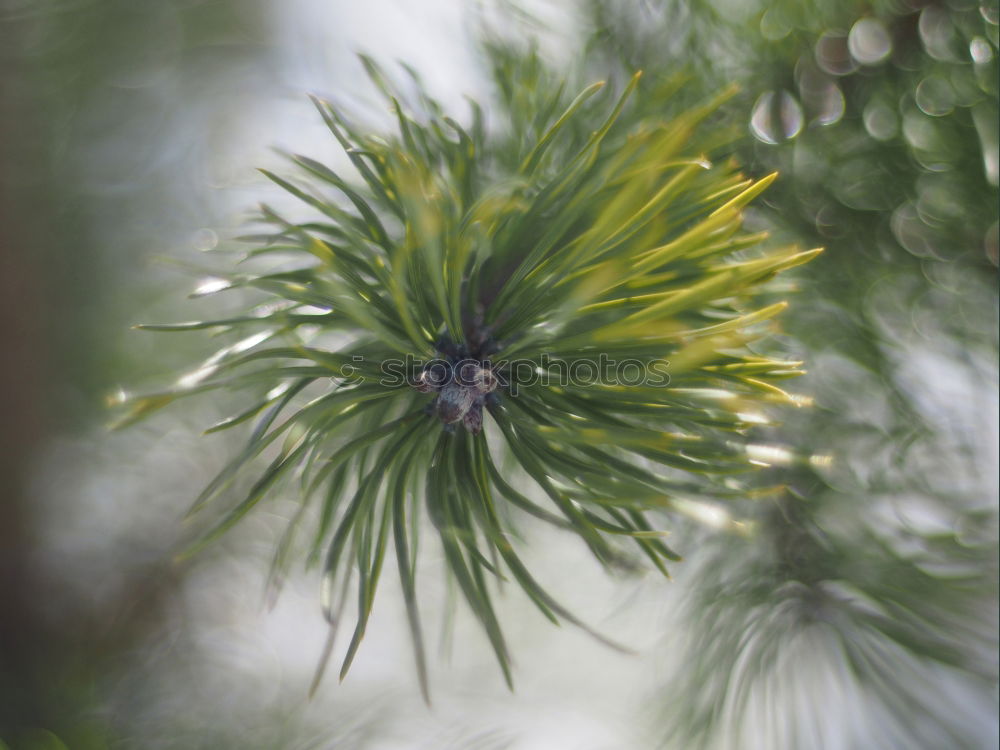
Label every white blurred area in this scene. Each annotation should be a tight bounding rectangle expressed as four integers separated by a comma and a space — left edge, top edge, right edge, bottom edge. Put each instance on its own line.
21, 1, 998, 748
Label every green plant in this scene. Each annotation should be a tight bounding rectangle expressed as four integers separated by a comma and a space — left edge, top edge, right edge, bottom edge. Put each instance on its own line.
116, 58, 815, 698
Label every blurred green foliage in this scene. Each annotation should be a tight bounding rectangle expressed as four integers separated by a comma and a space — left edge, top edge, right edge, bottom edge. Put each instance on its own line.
569, 0, 998, 746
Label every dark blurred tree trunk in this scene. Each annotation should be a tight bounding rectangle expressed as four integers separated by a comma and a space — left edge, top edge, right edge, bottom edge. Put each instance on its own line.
0, 14, 52, 737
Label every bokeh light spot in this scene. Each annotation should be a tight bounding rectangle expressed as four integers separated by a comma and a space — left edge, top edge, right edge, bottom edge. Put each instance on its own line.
192, 228, 219, 252
848, 18, 893, 65
970, 37, 994, 64
864, 101, 899, 140
915, 76, 957, 116
816, 30, 858, 75
750, 90, 803, 144
920, 6, 958, 61
760, 8, 792, 41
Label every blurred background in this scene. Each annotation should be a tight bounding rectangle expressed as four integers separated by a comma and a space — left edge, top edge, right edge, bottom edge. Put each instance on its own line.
0, 1, 996, 748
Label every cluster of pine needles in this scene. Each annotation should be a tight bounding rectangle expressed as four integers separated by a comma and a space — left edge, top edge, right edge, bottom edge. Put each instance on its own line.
116, 55, 817, 698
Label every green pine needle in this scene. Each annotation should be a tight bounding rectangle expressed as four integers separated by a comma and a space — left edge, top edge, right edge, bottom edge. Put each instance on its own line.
116, 56, 817, 697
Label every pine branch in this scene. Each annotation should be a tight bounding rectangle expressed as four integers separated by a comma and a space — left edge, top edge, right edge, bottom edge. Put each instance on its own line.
116, 51, 815, 696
